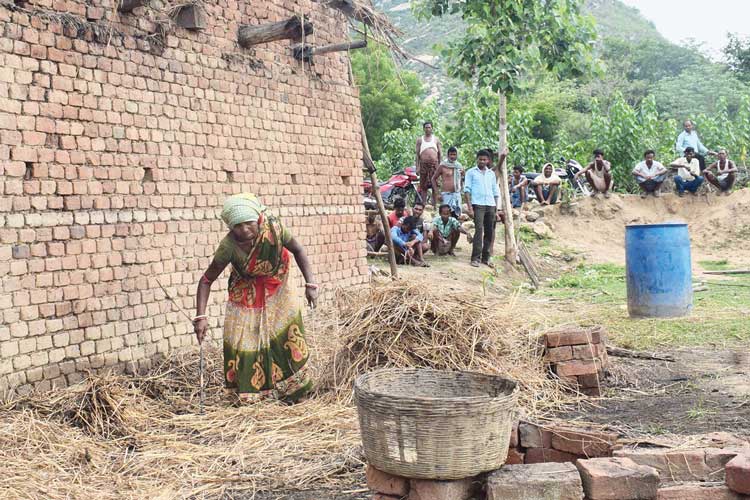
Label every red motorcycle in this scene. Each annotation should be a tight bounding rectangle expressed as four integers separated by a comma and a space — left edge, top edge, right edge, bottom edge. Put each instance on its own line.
363, 166, 420, 209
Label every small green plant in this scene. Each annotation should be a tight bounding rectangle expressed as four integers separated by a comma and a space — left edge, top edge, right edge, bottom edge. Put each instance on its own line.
686, 397, 717, 420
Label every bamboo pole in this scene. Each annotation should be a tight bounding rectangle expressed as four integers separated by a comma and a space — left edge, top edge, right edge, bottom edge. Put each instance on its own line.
498, 91, 517, 263
361, 123, 398, 278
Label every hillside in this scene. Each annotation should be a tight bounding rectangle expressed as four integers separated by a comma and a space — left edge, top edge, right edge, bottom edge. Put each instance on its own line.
373, 0, 668, 103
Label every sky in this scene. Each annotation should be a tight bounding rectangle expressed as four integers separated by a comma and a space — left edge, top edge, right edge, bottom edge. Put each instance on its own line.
620, 0, 750, 59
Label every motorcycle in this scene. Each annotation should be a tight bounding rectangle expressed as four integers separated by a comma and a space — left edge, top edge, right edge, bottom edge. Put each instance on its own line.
363, 166, 420, 209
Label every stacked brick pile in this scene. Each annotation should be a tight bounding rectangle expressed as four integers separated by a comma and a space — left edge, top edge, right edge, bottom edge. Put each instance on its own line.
366, 446, 750, 500
507, 420, 619, 465
544, 326, 609, 396
0, 0, 368, 394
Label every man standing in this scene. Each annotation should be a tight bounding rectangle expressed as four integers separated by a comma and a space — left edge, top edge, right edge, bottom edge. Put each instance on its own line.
675, 120, 715, 171
431, 146, 463, 217
575, 149, 613, 197
415, 121, 442, 207
670, 147, 704, 197
532, 163, 562, 205
464, 149, 500, 268
430, 204, 472, 256
704, 149, 737, 195
633, 150, 668, 198
509, 166, 529, 208
390, 216, 429, 267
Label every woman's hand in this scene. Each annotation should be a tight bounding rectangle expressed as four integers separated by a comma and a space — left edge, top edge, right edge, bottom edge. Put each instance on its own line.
305, 287, 318, 309
194, 318, 208, 344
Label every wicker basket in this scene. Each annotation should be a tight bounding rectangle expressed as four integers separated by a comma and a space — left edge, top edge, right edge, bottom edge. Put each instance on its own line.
354, 368, 518, 480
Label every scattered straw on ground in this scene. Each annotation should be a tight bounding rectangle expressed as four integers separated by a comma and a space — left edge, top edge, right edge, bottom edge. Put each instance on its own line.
0, 276, 574, 498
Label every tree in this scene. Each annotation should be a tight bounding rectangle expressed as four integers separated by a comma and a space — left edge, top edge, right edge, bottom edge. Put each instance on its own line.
351, 43, 425, 161
724, 33, 750, 83
415, 0, 598, 263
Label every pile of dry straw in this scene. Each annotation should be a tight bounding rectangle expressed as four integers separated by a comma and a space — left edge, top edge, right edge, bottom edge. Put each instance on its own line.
0, 277, 570, 498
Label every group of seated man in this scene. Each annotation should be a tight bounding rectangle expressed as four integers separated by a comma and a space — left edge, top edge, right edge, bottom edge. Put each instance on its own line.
366, 198, 472, 267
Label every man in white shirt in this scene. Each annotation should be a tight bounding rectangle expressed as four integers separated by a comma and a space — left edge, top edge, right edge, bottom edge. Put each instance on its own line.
704, 149, 737, 196
669, 147, 704, 197
632, 150, 668, 198
532, 163, 562, 205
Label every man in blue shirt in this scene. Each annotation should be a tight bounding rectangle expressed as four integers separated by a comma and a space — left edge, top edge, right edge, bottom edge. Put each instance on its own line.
675, 120, 715, 172
390, 216, 429, 267
464, 149, 501, 267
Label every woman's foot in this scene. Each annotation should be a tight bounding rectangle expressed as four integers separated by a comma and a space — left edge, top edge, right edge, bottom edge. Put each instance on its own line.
470, 260, 480, 267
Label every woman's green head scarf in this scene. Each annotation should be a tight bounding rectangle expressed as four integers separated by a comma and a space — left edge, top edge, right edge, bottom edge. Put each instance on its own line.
221, 193, 266, 228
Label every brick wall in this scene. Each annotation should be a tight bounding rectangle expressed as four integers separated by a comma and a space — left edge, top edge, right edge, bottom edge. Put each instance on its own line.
0, 0, 369, 394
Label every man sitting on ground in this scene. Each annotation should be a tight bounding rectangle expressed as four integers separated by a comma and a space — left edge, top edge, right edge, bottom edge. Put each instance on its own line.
431, 146, 464, 217
576, 149, 613, 198
632, 150, 668, 198
390, 216, 429, 267
704, 148, 737, 196
509, 166, 529, 208
670, 147, 704, 197
533, 163, 562, 205
410, 201, 431, 254
430, 204, 472, 256
365, 214, 385, 252
387, 197, 409, 229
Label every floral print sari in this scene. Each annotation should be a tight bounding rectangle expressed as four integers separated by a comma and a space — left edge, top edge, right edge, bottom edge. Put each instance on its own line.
214, 214, 311, 401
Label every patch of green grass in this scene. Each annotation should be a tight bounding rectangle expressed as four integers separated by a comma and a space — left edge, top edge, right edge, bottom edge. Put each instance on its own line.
686, 397, 718, 420
537, 263, 750, 350
698, 259, 730, 271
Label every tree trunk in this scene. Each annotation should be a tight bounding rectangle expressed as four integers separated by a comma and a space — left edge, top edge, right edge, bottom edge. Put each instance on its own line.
238, 16, 313, 49
498, 91, 517, 263
118, 0, 146, 13
361, 122, 398, 278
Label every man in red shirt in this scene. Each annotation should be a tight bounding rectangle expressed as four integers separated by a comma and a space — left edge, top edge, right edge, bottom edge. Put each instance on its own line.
387, 197, 410, 229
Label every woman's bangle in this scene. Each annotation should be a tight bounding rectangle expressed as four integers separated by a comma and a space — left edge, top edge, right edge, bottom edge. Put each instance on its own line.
305, 283, 319, 290
192, 314, 208, 323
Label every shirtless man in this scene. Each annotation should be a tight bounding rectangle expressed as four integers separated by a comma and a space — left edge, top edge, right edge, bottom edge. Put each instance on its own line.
431, 146, 463, 217
704, 149, 737, 195
415, 121, 442, 207
576, 149, 613, 198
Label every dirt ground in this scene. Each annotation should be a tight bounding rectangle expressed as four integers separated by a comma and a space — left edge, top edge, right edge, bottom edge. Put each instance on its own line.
537, 189, 750, 266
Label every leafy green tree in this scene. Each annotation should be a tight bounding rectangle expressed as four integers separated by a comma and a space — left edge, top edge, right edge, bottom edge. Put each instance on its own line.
724, 33, 750, 83
414, 0, 598, 262
352, 43, 425, 161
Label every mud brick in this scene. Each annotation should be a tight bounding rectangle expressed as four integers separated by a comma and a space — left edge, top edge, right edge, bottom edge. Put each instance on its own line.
657, 483, 747, 499
555, 359, 601, 377
509, 420, 519, 448
545, 328, 603, 347
487, 462, 584, 500
577, 373, 602, 388
614, 448, 713, 482
572, 343, 603, 360
551, 428, 617, 457
726, 453, 750, 494
372, 495, 401, 500
576, 457, 659, 500
506, 448, 525, 465
365, 465, 408, 496
525, 448, 581, 464
519, 421, 553, 449
546, 346, 574, 362
408, 477, 475, 500
581, 386, 602, 397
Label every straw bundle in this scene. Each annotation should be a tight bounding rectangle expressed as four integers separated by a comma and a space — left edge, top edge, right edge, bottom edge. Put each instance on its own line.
0, 345, 362, 499
316, 277, 571, 415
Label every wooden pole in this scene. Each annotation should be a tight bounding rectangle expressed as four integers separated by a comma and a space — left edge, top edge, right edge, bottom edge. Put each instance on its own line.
238, 16, 313, 49
293, 40, 367, 62
498, 91, 517, 264
361, 123, 398, 278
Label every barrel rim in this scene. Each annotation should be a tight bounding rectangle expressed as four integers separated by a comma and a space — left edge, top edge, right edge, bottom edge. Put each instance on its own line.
625, 222, 688, 229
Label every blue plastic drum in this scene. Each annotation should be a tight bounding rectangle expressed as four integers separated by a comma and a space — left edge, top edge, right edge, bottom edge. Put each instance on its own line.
625, 223, 692, 318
